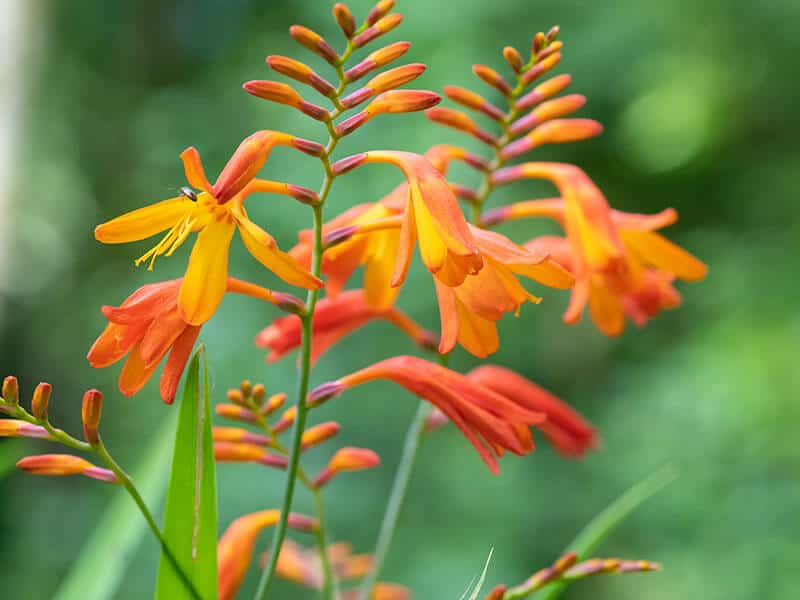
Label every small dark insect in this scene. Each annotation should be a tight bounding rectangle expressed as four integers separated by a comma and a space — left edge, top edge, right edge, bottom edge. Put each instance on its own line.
179, 186, 198, 202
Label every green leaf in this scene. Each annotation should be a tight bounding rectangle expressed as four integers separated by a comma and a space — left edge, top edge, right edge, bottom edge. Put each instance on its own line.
155, 347, 218, 600
460, 548, 494, 600
53, 416, 176, 600
539, 465, 677, 600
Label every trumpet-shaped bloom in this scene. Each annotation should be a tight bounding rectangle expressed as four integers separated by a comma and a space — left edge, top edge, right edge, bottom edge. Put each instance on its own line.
467, 365, 597, 457
435, 225, 574, 357
489, 164, 706, 334
94, 130, 322, 325
331, 150, 483, 287
87, 277, 293, 403
255, 290, 436, 364
309, 356, 550, 474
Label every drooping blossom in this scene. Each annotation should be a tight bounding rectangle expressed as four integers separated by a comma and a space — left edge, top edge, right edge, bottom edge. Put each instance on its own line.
94, 130, 323, 324
256, 290, 436, 364
308, 356, 549, 474
87, 277, 298, 403
467, 365, 596, 457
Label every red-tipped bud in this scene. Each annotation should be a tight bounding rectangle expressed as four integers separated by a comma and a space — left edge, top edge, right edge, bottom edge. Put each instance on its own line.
535, 40, 562, 62
17, 454, 118, 483
509, 94, 586, 136
213, 426, 271, 446
266, 55, 336, 97
243, 80, 329, 121
335, 112, 370, 136
546, 25, 560, 42
227, 389, 245, 405
289, 25, 338, 66
425, 107, 498, 146
500, 118, 603, 159
31, 382, 51, 420
291, 137, 326, 158
424, 407, 449, 432
313, 447, 380, 487
345, 41, 411, 82
252, 383, 266, 405
81, 389, 103, 444
503, 46, 523, 72
521, 52, 562, 86
532, 32, 546, 54
273, 406, 297, 433
307, 381, 346, 407
330, 153, 367, 175
0, 420, 50, 439
240, 379, 253, 398
332, 3, 356, 38
516, 74, 572, 111
352, 13, 403, 48
443, 85, 504, 121
365, 89, 440, 115
216, 404, 258, 423
301, 422, 341, 451
367, 0, 395, 24
213, 442, 288, 469
262, 393, 287, 416
2, 376, 19, 406
485, 585, 508, 600
472, 64, 512, 96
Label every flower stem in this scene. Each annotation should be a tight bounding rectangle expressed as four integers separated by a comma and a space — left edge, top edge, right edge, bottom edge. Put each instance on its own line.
312, 486, 338, 600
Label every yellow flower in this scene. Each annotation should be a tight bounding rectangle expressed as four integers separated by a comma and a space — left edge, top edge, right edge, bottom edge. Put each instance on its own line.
95, 130, 322, 325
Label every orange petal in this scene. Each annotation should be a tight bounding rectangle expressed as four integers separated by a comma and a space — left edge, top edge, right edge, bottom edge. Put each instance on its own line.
94, 197, 192, 244
160, 325, 201, 404
179, 218, 236, 325
118, 342, 159, 397
621, 230, 707, 281
180, 147, 212, 193
139, 308, 188, 367
434, 279, 459, 354
454, 297, 499, 358
588, 277, 624, 336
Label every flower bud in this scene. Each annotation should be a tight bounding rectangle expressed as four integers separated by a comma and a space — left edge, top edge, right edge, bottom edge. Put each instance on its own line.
81, 388, 103, 444
333, 3, 356, 37
31, 382, 51, 420
286, 513, 319, 534
272, 406, 297, 433
216, 403, 258, 423
344, 41, 410, 82
536, 40, 562, 62
443, 85, 504, 121
485, 585, 507, 600
301, 422, 340, 451
289, 25, 338, 66
532, 32, 546, 54
240, 379, 253, 398
0, 420, 50, 439
546, 25, 560, 42
509, 94, 586, 136
521, 52, 561, 86
313, 447, 380, 487
366, 89, 440, 115
214, 442, 288, 469
425, 107, 498, 146
503, 46, 523, 72
330, 153, 368, 175
500, 118, 603, 160
472, 64, 512, 96
227, 388, 245, 405
516, 74, 572, 111
17, 454, 118, 483
307, 381, 346, 407
366, 0, 395, 25
2, 376, 19, 406
291, 137, 326, 157
352, 13, 403, 49
242, 80, 328, 121
262, 393, 287, 416
266, 55, 336, 97
252, 383, 266, 405
424, 407, 449, 432
213, 426, 271, 446
341, 63, 427, 108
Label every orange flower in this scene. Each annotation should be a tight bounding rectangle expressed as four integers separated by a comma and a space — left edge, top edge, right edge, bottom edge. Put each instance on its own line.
330, 150, 483, 287
87, 277, 295, 403
217, 510, 317, 600
94, 130, 322, 325
309, 356, 548, 474
435, 225, 573, 357
467, 365, 597, 457
489, 164, 706, 334
255, 290, 436, 364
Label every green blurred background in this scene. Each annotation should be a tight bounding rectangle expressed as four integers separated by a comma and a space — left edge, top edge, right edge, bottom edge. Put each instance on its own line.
2, 0, 799, 598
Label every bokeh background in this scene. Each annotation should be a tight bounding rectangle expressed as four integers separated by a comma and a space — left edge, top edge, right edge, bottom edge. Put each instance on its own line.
2, 0, 799, 598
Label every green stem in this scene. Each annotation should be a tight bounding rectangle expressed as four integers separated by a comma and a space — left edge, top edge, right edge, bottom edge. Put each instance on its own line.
313, 487, 339, 600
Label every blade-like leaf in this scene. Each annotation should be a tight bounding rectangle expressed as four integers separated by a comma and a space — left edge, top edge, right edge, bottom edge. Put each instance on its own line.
540, 465, 676, 600
156, 347, 218, 600
467, 547, 494, 600
54, 416, 176, 600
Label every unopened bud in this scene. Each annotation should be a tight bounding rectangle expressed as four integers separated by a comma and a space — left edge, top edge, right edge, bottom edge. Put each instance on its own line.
425, 107, 498, 146
500, 118, 602, 160
216, 403, 258, 423
214, 442, 288, 469
240, 379, 253, 398
266, 55, 336, 97
31, 382, 51, 420
536, 40, 562, 62
521, 52, 562, 86
301, 422, 341, 451
333, 3, 356, 37
291, 137, 326, 157
81, 389, 103, 444
252, 383, 266, 404
287, 513, 319, 533
367, 0, 395, 25
366, 89, 440, 115
242, 80, 329, 121
272, 406, 297, 433
443, 85, 504, 121
289, 25, 338, 66
503, 46, 523, 72
2, 376, 19, 406
424, 408, 449, 433
485, 585, 507, 600
516, 74, 572, 111
546, 25, 560, 42
261, 393, 287, 417
509, 94, 586, 136
352, 13, 403, 49
330, 153, 367, 176
0, 420, 50, 439
273, 292, 307, 315
287, 184, 319, 205
227, 389, 245, 405
307, 381, 345, 407
532, 32, 546, 54
17, 454, 118, 483
345, 41, 410, 82
472, 64, 512, 96
313, 447, 380, 487
213, 426, 271, 446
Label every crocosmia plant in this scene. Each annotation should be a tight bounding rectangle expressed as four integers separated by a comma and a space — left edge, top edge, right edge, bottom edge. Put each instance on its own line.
1, 2, 706, 599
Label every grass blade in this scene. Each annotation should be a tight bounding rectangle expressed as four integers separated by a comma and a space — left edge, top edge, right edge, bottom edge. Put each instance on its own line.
539, 465, 677, 600
155, 347, 218, 600
53, 416, 176, 600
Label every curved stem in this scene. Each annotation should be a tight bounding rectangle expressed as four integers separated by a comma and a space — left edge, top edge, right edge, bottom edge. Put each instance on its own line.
313, 487, 339, 600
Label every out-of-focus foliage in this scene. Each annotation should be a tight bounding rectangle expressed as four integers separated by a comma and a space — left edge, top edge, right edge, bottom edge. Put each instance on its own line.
1, 0, 799, 598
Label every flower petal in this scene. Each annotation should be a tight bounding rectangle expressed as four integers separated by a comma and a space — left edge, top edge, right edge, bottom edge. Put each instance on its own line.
159, 325, 201, 404
588, 276, 624, 336
180, 147, 212, 193
94, 197, 192, 244
621, 230, 707, 281
118, 342, 159, 397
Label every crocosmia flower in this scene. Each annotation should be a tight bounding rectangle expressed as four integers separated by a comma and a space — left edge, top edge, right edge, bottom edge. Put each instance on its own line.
87, 277, 294, 403
94, 130, 323, 324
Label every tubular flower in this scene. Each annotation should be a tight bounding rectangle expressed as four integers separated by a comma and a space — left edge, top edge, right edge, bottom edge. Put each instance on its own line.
435, 225, 574, 357
331, 150, 483, 287
467, 365, 597, 457
87, 277, 295, 403
309, 356, 549, 474
218, 510, 317, 600
256, 290, 436, 364
483, 173, 706, 334
94, 130, 323, 325
16, 454, 118, 483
